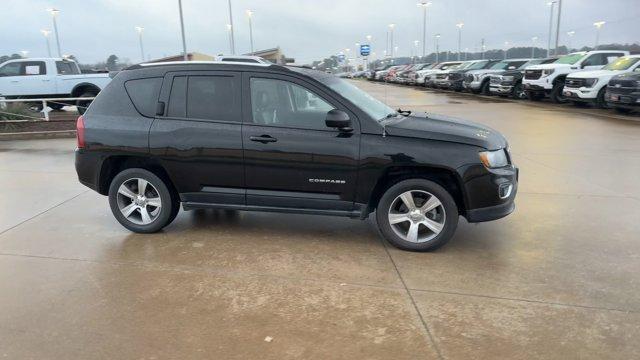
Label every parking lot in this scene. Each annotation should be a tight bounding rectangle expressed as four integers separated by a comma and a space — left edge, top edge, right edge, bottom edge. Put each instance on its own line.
1, 80, 639, 359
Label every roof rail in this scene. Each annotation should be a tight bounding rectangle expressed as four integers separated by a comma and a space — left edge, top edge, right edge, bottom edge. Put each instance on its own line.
125, 60, 275, 70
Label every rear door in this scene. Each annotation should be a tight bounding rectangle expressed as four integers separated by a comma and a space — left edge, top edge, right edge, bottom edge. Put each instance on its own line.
149, 71, 245, 205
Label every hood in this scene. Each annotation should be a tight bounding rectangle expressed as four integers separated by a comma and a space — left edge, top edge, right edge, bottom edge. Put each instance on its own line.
612, 72, 640, 81
383, 112, 507, 149
525, 63, 571, 71
465, 69, 504, 76
567, 69, 623, 79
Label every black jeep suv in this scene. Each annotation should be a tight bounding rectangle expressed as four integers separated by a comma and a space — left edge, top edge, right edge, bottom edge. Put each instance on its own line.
75, 61, 518, 251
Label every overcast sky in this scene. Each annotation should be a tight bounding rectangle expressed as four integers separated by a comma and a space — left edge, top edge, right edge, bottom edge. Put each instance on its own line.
2, 0, 639, 64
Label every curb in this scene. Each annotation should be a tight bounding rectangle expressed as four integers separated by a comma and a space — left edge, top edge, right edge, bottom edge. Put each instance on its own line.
0, 130, 76, 141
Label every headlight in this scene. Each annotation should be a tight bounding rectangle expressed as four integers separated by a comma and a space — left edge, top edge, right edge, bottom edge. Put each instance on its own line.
479, 149, 509, 168
584, 78, 598, 87
541, 69, 555, 77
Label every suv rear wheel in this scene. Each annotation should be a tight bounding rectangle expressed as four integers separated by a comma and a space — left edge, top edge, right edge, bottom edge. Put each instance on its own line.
376, 179, 458, 251
108, 168, 179, 233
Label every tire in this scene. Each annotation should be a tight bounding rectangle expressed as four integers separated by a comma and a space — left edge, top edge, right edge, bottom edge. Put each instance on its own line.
48, 102, 65, 111
512, 82, 526, 100
549, 81, 567, 103
595, 88, 608, 109
76, 91, 98, 115
614, 107, 633, 114
480, 80, 491, 95
376, 179, 458, 252
108, 168, 179, 233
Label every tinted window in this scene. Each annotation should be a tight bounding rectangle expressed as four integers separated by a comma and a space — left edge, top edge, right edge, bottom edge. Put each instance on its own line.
0, 62, 21, 76
583, 54, 614, 67
250, 78, 334, 130
56, 61, 80, 75
124, 77, 162, 117
187, 76, 238, 121
167, 76, 187, 118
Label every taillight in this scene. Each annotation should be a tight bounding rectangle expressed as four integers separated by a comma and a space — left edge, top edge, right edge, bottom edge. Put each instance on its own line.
76, 115, 85, 149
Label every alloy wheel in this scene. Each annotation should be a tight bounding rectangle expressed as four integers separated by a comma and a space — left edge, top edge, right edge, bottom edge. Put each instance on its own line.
116, 178, 162, 225
387, 190, 446, 243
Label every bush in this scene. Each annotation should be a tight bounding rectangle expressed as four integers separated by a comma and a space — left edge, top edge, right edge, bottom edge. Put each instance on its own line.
0, 103, 39, 121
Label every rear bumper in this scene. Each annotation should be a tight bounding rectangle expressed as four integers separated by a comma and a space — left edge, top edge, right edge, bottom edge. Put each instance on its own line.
75, 149, 102, 193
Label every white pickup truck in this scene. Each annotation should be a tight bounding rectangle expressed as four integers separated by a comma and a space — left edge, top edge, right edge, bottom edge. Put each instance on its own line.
563, 55, 640, 108
0, 57, 111, 113
522, 50, 629, 103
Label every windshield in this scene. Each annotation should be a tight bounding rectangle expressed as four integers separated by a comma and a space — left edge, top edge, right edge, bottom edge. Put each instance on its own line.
467, 61, 490, 70
489, 61, 509, 70
604, 57, 640, 71
321, 77, 395, 121
555, 53, 585, 65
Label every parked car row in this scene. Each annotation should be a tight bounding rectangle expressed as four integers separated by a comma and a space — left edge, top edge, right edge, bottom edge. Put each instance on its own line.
364, 50, 640, 114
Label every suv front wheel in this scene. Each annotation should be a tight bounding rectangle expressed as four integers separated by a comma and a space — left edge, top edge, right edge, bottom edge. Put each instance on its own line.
376, 179, 458, 251
108, 168, 179, 233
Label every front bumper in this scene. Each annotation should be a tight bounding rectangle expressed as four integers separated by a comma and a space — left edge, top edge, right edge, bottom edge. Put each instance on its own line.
523, 78, 552, 92
490, 84, 514, 95
463, 164, 519, 223
463, 80, 482, 90
563, 87, 598, 101
605, 90, 640, 109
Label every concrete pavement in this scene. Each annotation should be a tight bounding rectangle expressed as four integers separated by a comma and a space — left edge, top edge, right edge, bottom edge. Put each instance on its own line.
1, 81, 639, 359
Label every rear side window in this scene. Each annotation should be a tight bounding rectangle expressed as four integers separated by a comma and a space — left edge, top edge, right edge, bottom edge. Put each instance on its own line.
56, 61, 80, 75
166, 75, 239, 121
124, 77, 162, 117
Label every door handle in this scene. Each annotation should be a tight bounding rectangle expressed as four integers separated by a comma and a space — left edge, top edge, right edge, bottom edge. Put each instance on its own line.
249, 135, 277, 143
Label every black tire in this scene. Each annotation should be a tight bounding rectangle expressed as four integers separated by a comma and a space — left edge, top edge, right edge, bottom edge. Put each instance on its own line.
76, 91, 98, 115
549, 81, 567, 103
526, 91, 542, 101
480, 80, 491, 95
108, 168, 179, 233
376, 179, 459, 252
614, 107, 633, 114
48, 102, 65, 111
595, 88, 608, 109
512, 82, 526, 100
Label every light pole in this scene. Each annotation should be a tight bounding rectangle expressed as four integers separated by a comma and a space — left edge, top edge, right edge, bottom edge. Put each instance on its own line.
226, 24, 233, 54
417, 1, 431, 58
554, 0, 563, 55
47, 8, 62, 57
227, 0, 235, 54
135, 26, 145, 62
388, 24, 396, 58
177, 0, 188, 60
593, 21, 605, 48
464, 48, 468, 60
434, 33, 440, 62
413, 40, 419, 63
504, 41, 509, 59
41, 30, 52, 57
546, 1, 556, 57
455, 22, 464, 61
531, 36, 538, 58
480, 38, 485, 60
246, 10, 254, 54
566, 30, 575, 52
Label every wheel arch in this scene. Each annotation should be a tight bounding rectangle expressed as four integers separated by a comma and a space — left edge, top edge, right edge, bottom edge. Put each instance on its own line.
366, 165, 467, 216
71, 82, 101, 97
97, 155, 177, 198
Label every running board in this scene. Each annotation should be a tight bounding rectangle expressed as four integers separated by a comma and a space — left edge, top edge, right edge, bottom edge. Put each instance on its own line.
182, 202, 366, 219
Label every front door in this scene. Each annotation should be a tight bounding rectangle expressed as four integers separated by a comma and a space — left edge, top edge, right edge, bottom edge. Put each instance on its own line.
242, 73, 360, 212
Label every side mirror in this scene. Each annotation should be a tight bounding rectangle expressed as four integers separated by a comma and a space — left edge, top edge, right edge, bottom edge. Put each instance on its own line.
325, 109, 352, 132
